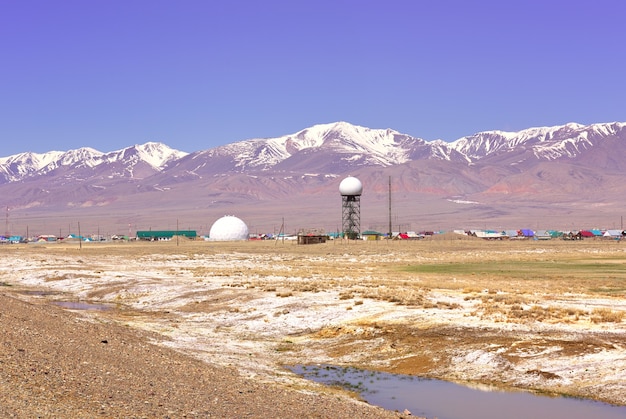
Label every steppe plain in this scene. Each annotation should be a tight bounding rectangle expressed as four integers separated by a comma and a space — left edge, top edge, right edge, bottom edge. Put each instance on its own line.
2, 236, 626, 417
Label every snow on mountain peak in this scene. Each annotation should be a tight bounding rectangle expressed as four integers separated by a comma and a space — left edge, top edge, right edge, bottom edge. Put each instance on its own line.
132, 142, 189, 169
449, 122, 626, 162
1, 121, 625, 186
210, 122, 421, 170
99, 142, 189, 172
0, 150, 65, 170
0, 150, 66, 181
56, 147, 104, 168
288, 121, 420, 166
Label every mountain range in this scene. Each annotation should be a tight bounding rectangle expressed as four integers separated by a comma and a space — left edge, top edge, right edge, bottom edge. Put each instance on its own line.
2, 121, 626, 236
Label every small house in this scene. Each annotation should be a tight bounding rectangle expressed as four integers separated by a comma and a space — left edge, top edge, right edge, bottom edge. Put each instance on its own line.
534, 230, 552, 240
361, 230, 383, 241
520, 229, 535, 238
603, 230, 624, 240
579, 230, 596, 239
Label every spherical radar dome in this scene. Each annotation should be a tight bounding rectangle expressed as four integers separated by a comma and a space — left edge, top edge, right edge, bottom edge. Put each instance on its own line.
339, 176, 363, 196
209, 215, 249, 241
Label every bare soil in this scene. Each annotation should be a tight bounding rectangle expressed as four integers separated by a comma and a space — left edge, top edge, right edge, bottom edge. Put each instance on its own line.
2, 238, 625, 416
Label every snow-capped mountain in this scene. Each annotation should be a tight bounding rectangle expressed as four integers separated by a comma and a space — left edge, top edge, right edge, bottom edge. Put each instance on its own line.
450, 122, 626, 163
3, 122, 625, 184
165, 122, 469, 178
172, 120, 626, 177
0, 142, 187, 184
2, 121, 626, 234
0, 150, 66, 180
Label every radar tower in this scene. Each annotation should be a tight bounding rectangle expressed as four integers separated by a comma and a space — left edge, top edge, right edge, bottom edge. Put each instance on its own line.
339, 176, 363, 239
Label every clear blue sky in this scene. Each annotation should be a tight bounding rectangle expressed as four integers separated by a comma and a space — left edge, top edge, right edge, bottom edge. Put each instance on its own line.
1, 0, 625, 155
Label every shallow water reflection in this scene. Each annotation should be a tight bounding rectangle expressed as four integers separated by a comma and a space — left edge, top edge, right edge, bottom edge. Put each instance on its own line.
52, 301, 112, 311
20, 290, 62, 296
289, 365, 626, 419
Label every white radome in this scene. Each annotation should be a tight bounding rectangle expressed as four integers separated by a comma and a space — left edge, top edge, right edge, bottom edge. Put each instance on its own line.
209, 215, 249, 241
339, 176, 363, 196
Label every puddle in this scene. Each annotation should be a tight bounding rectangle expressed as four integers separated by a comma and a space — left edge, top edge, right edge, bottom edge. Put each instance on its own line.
19, 290, 62, 296
288, 365, 626, 419
52, 301, 112, 311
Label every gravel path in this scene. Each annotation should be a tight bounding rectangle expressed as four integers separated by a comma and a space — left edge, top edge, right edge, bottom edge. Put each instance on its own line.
0, 293, 405, 418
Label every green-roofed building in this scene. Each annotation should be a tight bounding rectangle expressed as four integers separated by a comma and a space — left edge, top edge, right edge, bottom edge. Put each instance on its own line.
361, 230, 383, 241
136, 230, 197, 241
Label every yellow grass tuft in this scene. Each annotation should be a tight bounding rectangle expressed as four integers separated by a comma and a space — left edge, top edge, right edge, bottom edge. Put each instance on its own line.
591, 308, 625, 323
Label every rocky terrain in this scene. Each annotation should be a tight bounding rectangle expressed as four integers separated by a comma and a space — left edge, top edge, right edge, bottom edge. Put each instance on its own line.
0, 279, 403, 417
1, 238, 625, 417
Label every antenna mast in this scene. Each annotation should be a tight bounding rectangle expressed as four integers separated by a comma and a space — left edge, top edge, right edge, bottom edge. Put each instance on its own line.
4, 206, 9, 237
388, 176, 392, 239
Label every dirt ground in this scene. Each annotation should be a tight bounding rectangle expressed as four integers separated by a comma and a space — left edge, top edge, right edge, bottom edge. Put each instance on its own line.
2, 237, 625, 412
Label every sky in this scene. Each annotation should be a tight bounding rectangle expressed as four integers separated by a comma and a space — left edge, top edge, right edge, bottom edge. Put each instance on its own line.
1, 0, 625, 156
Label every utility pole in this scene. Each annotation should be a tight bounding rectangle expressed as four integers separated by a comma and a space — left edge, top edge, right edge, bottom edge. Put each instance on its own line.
4, 206, 9, 237
275, 217, 285, 245
388, 176, 392, 239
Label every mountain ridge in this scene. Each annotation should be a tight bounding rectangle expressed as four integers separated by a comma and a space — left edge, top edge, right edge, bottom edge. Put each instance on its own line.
4, 121, 625, 178
1, 121, 626, 235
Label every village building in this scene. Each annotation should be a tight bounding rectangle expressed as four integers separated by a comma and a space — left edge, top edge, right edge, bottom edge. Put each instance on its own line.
361, 230, 383, 241
136, 230, 197, 241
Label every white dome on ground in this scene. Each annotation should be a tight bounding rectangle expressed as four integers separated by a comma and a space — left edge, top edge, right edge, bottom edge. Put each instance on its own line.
339, 176, 363, 196
209, 216, 249, 241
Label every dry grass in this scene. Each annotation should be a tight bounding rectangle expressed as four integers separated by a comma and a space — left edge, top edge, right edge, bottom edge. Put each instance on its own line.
591, 308, 625, 323
4, 238, 626, 406
5, 238, 626, 326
